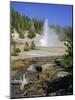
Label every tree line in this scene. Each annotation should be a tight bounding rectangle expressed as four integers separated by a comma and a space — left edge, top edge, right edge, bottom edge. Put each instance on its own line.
10, 8, 43, 36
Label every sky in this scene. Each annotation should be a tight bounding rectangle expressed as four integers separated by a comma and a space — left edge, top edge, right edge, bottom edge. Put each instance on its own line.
10, 1, 73, 27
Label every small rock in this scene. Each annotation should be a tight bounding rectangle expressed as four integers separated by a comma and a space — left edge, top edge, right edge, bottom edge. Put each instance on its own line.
57, 71, 69, 78
41, 63, 55, 71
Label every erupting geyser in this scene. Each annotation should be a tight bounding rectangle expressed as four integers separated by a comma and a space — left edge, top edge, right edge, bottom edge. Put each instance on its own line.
40, 19, 49, 46
40, 19, 64, 47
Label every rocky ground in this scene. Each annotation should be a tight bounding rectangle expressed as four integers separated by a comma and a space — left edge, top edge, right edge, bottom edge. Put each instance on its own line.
11, 47, 66, 60
10, 55, 73, 98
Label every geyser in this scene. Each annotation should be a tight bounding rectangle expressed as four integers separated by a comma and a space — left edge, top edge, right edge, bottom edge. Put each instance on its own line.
40, 19, 64, 47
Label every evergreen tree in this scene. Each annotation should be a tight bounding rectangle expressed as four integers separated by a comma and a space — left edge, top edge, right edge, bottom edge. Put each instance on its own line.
24, 41, 30, 51
11, 8, 42, 36
30, 41, 36, 50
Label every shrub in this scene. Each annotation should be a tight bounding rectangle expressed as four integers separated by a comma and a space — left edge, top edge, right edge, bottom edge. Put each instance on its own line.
24, 41, 30, 51
58, 27, 73, 72
59, 55, 72, 68
15, 48, 21, 53
30, 41, 36, 50
27, 30, 36, 39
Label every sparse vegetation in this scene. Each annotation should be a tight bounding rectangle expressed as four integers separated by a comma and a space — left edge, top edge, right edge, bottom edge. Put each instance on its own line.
27, 31, 36, 39
15, 48, 21, 53
24, 41, 30, 51
12, 41, 17, 56
30, 41, 36, 50
59, 27, 73, 72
